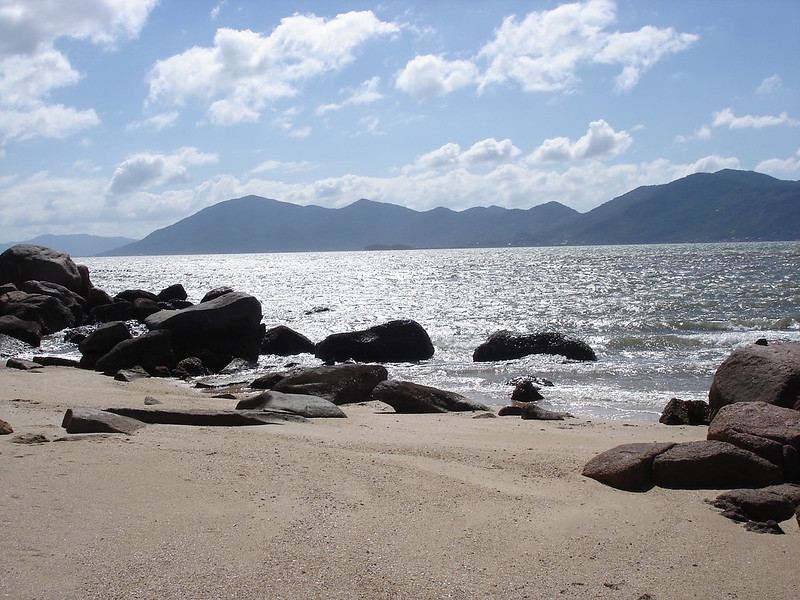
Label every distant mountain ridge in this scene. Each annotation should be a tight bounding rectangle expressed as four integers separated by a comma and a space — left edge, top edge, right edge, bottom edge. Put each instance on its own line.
0, 234, 138, 257
100, 169, 799, 255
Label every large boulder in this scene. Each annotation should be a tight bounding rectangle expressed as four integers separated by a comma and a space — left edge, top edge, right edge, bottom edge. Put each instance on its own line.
659, 398, 710, 425
94, 329, 175, 374
62, 408, 147, 435
144, 291, 264, 361
78, 321, 132, 368
236, 390, 347, 418
270, 364, 388, 405
473, 330, 597, 362
651, 440, 783, 489
0, 245, 82, 293
707, 401, 800, 481
708, 343, 800, 418
371, 380, 490, 413
582, 442, 677, 491
0, 315, 42, 346
19, 280, 86, 323
711, 484, 800, 524
261, 325, 315, 356
315, 319, 434, 363
0, 290, 76, 334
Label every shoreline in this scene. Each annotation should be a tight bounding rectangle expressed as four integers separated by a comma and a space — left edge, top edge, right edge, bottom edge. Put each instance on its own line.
2, 364, 798, 599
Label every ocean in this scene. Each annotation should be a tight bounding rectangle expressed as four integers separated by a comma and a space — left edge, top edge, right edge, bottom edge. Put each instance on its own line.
36, 241, 800, 421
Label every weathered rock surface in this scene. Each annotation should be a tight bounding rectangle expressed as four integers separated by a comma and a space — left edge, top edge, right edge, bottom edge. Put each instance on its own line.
708, 342, 800, 418
659, 398, 710, 425
61, 407, 147, 435
582, 442, 677, 491
520, 403, 573, 420
261, 325, 315, 356
0, 244, 82, 293
315, 319, 434, 363
707, 401, 800, 481
271, 364, 388, 405
711, 484, 800, 524
106, 406, 308, 426
78, 321, 132, 367
652, 440, 783, 489
0, 290, 76, 333
473, 330, 597, 362
94, 330, 175, 374
0, 314, 42, 346
0, 418, 13, 434
236, 390, 347, 418
371, 380, 490, 413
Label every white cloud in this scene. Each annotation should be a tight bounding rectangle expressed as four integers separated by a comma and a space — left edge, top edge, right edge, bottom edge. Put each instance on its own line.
712, 108, 800, 129
412, 138, 521, 170
125, 111, 180, 132
316, 77, 384, 115
395, 55, 478, 102
756, 74, 782, 95
210, 1, 228, 21
108, 147, 218, 195
675, 125, 712, 143
249, 159, 313, 175
529, 120, 632, 162
756, 149, 800, 178
0, 0, 157, 143
148, 11, 399, 125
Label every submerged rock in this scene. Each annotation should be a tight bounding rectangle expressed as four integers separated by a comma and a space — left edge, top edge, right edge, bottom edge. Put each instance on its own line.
473, 331, 596, 362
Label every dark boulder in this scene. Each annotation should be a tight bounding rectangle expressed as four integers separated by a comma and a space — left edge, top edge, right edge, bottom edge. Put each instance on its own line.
371, 380, 490, 413
659, 398, 710, 425
172, 357, 212, 379
711, 484, 800, 524
271, 364, 388, 405
0, 244, 82, 293
0, 290, 76, 333
79, 321, 132, 357
19, 280, 86, 323
157, 284, 188, 302
473, 330, 597, 362
582, 442, 677, 491
144, 291, 264, 361
651, 440, 783, 489
94, 329, 175, 374
114, 289, 159, 303
201, 287, 234, 302
61, 407, 147, 435
511, 380, 544, 403
498, 405, 523, 416
315, 319, 434, 363
7, 357, 42, 370
262, 325, 315, 356
32, 355, 80, 367
89, 300, 135, 324
0, 315, 42, 346
84, 286, 114, 310
106, 406, 308, 426
708, 343, 800, 418
236, 390, 347, 418
131, 297, 161, 321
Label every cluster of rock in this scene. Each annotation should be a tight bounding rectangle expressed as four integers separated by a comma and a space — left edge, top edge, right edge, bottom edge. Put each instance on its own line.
584, 342, 800, 534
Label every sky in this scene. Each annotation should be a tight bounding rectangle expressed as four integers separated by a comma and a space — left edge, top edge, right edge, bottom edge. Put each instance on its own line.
0, 0, 798, 241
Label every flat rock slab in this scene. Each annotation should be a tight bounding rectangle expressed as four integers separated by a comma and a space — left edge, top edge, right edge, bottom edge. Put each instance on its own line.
520, 403, 572, 420
582, 442, 677, 491
236, 391, 346, 418
62, 407, 147, 435
371, 380, 490, 413
106, 406, 309, 426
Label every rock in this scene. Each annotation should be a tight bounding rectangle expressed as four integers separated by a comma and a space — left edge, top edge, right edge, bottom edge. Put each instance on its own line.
105, 406, 309, 426
0, 418, 13, 434
94, 330, 175, 374
520, 404, 573, 420
89, 300, 135, 324
32, 355, 80, 367
114, 289, 159, 303
84, 286, 114, 310
201, 286, 233, 302
315, 319, 434, 363
371, 380, 490, 413
6, 357, 42, 370
708, 342, 800, 418
498, 405, 523, 416
78, 321, 132, 367
0, 244, 82, 293
271, 364, 388, 405
659, 398, 710, 425
144, 396, 161, 405
0, 333, 35, 357
711, 484, 800, 523
236, 390, 347, 418
261, 325, 315, 356
0, 290, 76, 333
743, 520, 784, 534
474, 412, 497, 419
19, 280, 85, 323
511, 380, 544, 403
473, 330, 597, 362
582, 442, 677, 491
11, 433, 49, 444
157, 284, 188, 302
707, 401, 800, 480
250, 372, 288, 389
0, 314, 42, 346
144, 291, 264, 361
131, 297, 161, 321
61, 407, 147, 435
172, 357, 212, 379
651, 440, 783, 489
114, 366, 150, 381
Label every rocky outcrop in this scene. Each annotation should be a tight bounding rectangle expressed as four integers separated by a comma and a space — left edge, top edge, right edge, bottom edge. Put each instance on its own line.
261, 325, 315, 356
520, 404, 572, 420
708, 342, 800, 418
0, 244, 83, 293
0, 290, 77, 334
78, 321, 132, 368
94, 329, 175, 374
236, 390, 347, 418
315, 319, 434, 363
0, 314, 42, 346
269, 364, 388, 405
371, 380, 490, 413
106, 406, 307, 426
711, 484, 800, 525
582, 442, 677, 491
659, 398, 710, 425
473, 330, 597, 362
61, 407, 147, 435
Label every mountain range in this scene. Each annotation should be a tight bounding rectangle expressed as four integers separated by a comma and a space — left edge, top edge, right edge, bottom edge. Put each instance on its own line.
0, 234, 137, 257
103, 169, 798, 256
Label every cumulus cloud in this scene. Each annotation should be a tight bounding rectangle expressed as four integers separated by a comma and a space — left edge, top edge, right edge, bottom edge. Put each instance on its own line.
675, 125, 712, 144
712, 108, 799, 129
412, 138, 521, 170
147, 11, 399, 125
108, 147, 218, 195
249, 159, 313, 175
756, 149, 800, 178
316, 77, 384, 115
529, 120, 632, 162
395, 55, 478, 102
125, 111, 180, 132
0, 0, 157, 143
756, 74, 782, 95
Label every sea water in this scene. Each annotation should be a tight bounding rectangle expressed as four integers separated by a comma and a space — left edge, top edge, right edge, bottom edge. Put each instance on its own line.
39, 242, 800, 421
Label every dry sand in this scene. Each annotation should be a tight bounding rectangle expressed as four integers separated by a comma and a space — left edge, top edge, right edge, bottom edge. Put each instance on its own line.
1, 364, 797, 600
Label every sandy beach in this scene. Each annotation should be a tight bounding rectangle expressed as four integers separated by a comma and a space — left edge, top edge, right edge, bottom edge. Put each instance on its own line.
1, 364, 798, 600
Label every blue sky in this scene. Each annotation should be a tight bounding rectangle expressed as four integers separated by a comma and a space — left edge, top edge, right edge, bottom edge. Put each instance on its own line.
1, 0, 798, 241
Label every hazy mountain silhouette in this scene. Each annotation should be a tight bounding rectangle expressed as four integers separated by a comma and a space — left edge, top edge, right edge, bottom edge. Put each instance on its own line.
105, 169, 799, 256
0, 234, 138, 257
